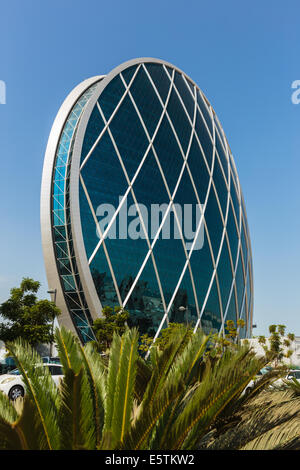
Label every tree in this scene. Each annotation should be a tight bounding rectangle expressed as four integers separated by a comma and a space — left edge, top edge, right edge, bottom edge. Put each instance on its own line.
258, 324, 294, 367
139, 319, 246, 357
139, 322, 194, 353
91, 305, 129, 352
0, 278, 60, 347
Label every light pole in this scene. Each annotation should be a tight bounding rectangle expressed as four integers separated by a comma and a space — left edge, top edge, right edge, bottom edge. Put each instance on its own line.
47, 289, 57, 357
179, 305, 189, 324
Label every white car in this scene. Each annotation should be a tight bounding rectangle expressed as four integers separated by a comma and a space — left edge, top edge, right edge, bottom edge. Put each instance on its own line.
271, 369, 300, 389
0, 363, 64, 400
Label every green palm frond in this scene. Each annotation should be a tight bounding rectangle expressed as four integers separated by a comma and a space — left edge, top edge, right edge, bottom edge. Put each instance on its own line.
240, 390, 300, 450
285, 376, 300, 395
55, 327, 107, 449
10, 397, 45, 450
80, 341, 106, 448
145, 333, 211, 449
106, 328, 139, 447
120, 376, 185, 450
141, 330, 190, 412
134, 356, 152, 404
0, 393, 54, 450
0, 393, 21, 449
0, 389, 19, 423
167, 347, 263, 450
6, 338, 60, 450
58, 368, 86, 449
54, 326, 82, 373
103, 331, 122, 436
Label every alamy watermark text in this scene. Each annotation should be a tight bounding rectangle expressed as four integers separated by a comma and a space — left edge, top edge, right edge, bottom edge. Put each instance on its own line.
291, 80, 300, 104
0, 81, 6, 104
96, 196, 205, 251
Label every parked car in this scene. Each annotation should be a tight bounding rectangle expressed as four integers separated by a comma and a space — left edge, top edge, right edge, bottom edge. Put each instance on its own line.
271, 369, 300, 389
0, 356, 16, 375
41, 356, 61, 364
0, 363, 64, 400
242, 367, 274, 396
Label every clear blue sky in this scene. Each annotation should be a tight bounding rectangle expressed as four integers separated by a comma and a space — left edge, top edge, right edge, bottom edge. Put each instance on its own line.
0, 0, 299, 337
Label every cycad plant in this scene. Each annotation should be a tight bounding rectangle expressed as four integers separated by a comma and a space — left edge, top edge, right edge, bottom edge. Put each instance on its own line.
0, 325, 269, 450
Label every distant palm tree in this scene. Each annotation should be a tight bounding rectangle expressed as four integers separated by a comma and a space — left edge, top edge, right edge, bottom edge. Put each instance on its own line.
0, 326, 281, 450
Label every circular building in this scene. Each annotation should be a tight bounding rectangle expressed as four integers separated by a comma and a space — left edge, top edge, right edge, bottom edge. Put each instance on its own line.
41, 58, 253, 344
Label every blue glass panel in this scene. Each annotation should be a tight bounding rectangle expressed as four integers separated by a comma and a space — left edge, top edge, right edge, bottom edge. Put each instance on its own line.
230, 177, 240, 227
187, 135, 210, 205
53, 178, 65, 194
238, 300, 247, 338
174, 71, 195, 121
229, 157, 239, 190
240, 218, 248, 268
57, 258, 72, 275
54, 165, 66, 180
81, 104, 105, 163
185, 77, 195, 96
166, 87, 192, 154
213, 113, 226, 148
194, 108, 214, 170
213, 154, 228, 218
169, 268, 198, 327
196, 90, 213, 135
61, 275, 76, 292
79, 180, 99, 260
53, 194, 64, 211
55, 241, 69, 259
108, 93, 149, 181
172, 165, 202, 251
80, 130, 129, 213
225, 201, 239, 267
53, 226, 66, 242
201, 276, 222, 335
126, 256, 165, 336
53, 209, 65, 226
65, 292, 83, 310
189, 225, 214, 322
90, 244, 119, 307
98, 75, 126, 121
129, 66, 163, 138
153, 115, 184, 194
121, 65, 138, 85
204, 186, 224, 261
91, 187, 151, 304
145, 63, 172, 104
224, 288, 237, 325
215, 129, 229, 182
131, 148, 169, 207
152, 210, 188, 306
217, 237, 234, 314
103, 219, 151, 300
235, 250, 245, 314
246, 264, 252, 316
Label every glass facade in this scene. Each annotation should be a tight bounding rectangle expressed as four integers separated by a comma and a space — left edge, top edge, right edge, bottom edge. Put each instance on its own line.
47, 59, 253, 343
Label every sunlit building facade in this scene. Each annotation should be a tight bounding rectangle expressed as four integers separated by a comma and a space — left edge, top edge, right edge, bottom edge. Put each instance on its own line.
41, 58, 253, 344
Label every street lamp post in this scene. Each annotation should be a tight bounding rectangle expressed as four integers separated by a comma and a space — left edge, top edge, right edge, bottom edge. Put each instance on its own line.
47, 289, 57, 357
179, 305, 189, 324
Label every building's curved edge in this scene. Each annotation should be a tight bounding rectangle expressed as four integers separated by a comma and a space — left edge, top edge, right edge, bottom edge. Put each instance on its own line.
40, 75, 103, 334
70, 79, 107, 322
